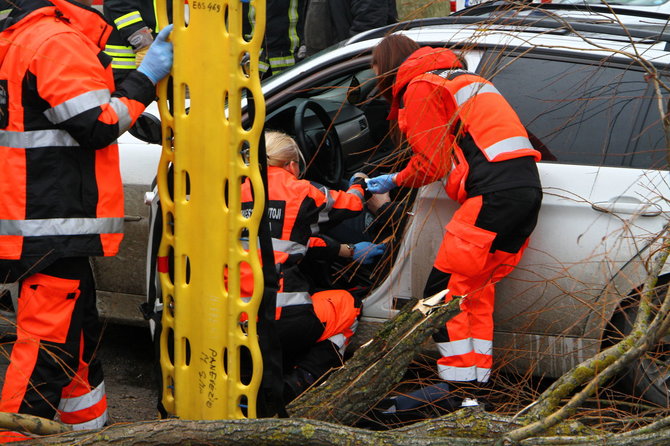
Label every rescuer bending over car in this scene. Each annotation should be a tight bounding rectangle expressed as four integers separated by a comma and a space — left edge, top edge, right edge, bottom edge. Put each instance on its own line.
366, 35, 543, 415
240, 131, 385, 402
0, 0, 173, 432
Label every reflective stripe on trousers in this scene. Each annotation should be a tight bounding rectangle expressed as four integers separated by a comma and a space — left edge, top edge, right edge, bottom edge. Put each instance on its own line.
437, 364, 491, 382
276, 291, 312, 308
435, 337, 493, 383
435, 337, 492, 358
327, 317, 358, 354
59, 381, 108, 430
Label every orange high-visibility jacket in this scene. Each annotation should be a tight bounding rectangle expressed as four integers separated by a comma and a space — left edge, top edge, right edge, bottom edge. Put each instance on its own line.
390, 47, 541, 203
0, 0, 157, 260
240, 166, 364, 317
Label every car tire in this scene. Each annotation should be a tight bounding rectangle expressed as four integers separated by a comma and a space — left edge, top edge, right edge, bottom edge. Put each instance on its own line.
606, 281, 670, 407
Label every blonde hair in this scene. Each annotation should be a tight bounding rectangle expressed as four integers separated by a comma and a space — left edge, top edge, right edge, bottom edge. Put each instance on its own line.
265, 131, 305, 172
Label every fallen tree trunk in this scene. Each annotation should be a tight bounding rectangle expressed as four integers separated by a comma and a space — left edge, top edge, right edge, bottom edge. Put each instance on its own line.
3, 286, 669, 445
0, 412, 69, 436
19, 415, 490, 446
18, 411, 670, 445
288, 292, 460, 425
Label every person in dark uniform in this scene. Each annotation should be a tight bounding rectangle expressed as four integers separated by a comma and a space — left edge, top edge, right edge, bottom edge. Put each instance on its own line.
243, 0, 307, 78
303, 0, 398, 56
104, 0, 173, 84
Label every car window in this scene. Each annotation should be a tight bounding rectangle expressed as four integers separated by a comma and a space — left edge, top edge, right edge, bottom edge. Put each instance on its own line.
479, 52, 666, 169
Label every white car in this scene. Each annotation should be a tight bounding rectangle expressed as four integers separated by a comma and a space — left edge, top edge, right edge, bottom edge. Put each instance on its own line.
7, 2, 662, 406
150, 3, 670, 406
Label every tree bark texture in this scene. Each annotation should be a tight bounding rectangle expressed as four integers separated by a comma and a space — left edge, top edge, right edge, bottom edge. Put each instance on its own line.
17, 412, 670, 446
503, 232, 670, 443
0, 412, 70, 436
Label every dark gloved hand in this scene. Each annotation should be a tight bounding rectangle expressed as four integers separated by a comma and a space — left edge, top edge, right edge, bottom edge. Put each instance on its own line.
129, 26, 155, 50
366, 173, 397, 194
129, 27, 154, 67
349, 172, 368, 187
283, 367, 315, 403
352, 242, 386, 264
137, 24, 174, 84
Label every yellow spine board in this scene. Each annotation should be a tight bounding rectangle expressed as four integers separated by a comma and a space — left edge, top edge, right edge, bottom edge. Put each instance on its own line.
155, 0, 266, 419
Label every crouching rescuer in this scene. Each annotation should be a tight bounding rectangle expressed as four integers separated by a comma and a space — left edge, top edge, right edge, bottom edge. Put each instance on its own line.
0, 0, 173, 429
240, 131, 376, 402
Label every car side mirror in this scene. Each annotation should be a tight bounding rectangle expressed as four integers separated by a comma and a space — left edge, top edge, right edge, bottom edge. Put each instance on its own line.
346, 76, 361, 105
129, 112, 162, 145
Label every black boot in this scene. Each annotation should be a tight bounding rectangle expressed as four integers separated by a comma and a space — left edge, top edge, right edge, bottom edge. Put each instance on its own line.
391, 382, 459, 412
283, 367, 316, 403
372, 382, 460, 426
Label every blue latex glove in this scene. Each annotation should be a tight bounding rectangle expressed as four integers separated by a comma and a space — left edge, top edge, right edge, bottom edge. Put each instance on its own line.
366, 173, 397, 194
352, 242, 386, 265
137, 24, 174, 84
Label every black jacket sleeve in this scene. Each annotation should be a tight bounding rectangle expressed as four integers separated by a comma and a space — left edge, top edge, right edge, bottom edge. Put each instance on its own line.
305, 234, 341, 262
103, 0, 158, 43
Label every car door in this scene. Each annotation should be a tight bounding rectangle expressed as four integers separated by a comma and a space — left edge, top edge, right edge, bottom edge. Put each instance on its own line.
481, 50, 670, 365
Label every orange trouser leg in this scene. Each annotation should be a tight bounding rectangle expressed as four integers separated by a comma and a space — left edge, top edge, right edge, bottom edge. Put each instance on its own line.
0, 272, 82, 418
433, 270, 494, 383
0, 338, 41, 414
466, 246, 527, 375
0, 258, 106, 429
429, 196, 531, 383
280, 290, 360, 380
58, 333, 108, 430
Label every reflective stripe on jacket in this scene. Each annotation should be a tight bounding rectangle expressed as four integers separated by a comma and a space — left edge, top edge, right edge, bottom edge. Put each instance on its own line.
240, 166, 364, 316
392, 47, 541, 203
0, 0, 156, 260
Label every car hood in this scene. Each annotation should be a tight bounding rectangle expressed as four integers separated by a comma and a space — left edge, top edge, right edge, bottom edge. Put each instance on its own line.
390, 46, 463, 119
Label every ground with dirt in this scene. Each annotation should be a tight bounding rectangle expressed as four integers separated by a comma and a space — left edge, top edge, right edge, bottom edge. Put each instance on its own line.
97, 322, 160, 423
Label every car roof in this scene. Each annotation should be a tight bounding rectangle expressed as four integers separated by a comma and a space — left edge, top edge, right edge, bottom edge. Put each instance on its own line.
549, 0, 670, 16
260, 2, 670, 110
343, 3, 670, 61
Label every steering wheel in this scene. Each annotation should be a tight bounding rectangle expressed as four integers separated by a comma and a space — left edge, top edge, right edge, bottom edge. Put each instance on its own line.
293, 100, 343, 189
